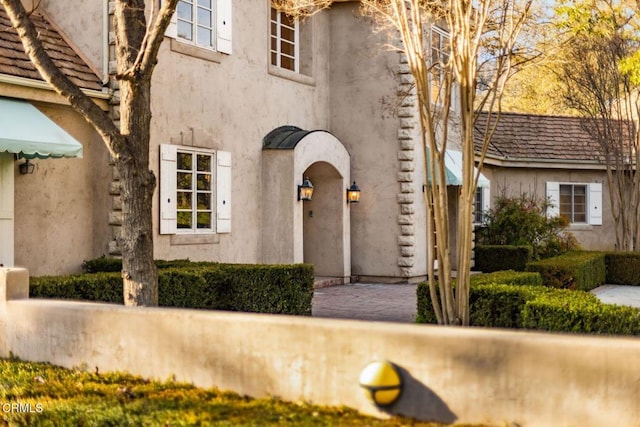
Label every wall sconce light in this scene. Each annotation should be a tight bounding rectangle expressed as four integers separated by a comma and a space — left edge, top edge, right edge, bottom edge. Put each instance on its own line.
298, 177, 314, 201
359, 360, 403, 407
347, 181, 361, 204
19, 159, 35, 175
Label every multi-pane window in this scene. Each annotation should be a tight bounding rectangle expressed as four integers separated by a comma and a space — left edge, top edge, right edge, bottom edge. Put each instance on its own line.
430, 27, 450, 104
270, 8, 299, 72
560, 184, 587, 223
176, 150, 214, 232
177, 0, 214, 48
474, 187, 484, 224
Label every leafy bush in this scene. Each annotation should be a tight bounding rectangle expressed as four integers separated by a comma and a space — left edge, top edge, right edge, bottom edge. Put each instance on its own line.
523, 291, 640, 335
605, 252, 640, 285
526, 251, 606, 291
474, 245, 532, 272
476, 192, 579, 260
470, 270, 543, 287
31, 263, 314, 316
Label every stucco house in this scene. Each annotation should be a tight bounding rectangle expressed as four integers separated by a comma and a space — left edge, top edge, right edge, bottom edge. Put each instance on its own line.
475, 111, 614, 251
0, 1, 481, 283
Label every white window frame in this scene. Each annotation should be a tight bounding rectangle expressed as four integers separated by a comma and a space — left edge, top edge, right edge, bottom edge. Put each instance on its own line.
546, 181, 602, 226
176, 0, 215, 49
270, 8, 300, 73
474, 186, 491, 224
164, 0, 232, 54
160, 144, 231, 235
430, 26, 450, 106
176, 147, 215, 233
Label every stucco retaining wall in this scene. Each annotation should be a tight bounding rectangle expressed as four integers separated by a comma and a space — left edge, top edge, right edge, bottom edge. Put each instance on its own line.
0, 268, 638, 426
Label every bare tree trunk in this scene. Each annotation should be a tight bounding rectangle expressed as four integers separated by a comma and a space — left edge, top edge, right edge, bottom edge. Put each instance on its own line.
113, 0, 160, 306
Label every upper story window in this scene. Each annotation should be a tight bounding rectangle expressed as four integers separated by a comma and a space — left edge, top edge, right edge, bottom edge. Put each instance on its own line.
164, 0, 232, 55
177, 0, 214, 48
430, 26, 450, 105
270, 8, 299, 72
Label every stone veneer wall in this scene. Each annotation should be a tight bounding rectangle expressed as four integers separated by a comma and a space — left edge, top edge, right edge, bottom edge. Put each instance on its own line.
106, 1, 122, 256
396, 53, 419, 279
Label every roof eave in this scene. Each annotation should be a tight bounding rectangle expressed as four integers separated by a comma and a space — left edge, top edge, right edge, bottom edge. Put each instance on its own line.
0, 73, 109, 109
479, 154, 609, 170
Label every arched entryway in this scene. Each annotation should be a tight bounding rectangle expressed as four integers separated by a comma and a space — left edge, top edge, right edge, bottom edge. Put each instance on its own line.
302, 161, 344, 276
262, 126, 351, 280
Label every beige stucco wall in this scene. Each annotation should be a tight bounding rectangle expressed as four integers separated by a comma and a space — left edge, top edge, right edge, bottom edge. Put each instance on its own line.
329, 3, 405, 279
1, 268, 639, 427
149, 1, 332, 265
482, 164, 615, 251
12, 101, 111, 275
40, 0, 105, 81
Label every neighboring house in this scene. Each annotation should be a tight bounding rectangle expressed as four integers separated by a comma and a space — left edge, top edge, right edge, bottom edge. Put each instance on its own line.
0, 7, 110, 274
0, 1, 478, 282
475, 111, 614, 251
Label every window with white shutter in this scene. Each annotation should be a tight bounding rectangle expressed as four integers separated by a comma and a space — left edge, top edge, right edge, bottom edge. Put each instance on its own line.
164, 0, 232, 54
160, 144, 231, 234
546, 181, 602, 225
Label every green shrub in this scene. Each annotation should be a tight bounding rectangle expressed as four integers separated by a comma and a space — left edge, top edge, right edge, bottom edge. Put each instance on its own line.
30, 273, 123, 303
476, 192, 579, 260
31, 263, 314, 316
526, 251, 606, 291
470, 270, 543, 287
523, 291, 640, 335
470, 284, 550, 328
605, 252, 640, 285
417, 279, 549, 328
81, 256, 204, 273
473, 245, 533, 272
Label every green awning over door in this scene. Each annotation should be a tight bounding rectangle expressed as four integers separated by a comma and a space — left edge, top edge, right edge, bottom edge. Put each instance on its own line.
0, 97, 83, 159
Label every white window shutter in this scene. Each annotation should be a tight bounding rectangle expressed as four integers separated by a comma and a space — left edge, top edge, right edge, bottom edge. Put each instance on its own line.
482, 185, 491, 213
160, 144, 177, 234
589, 183, 602, 225
546, 182, 560, 217
216, 151, 232, 233
216, 0, 232, 54
160, 0, 178, 38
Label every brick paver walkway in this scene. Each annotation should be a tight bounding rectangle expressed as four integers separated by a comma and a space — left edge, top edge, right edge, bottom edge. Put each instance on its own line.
312, 283, 417, 323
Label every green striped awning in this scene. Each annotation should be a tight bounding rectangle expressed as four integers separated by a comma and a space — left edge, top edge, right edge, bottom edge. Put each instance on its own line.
0, 97, 83, 159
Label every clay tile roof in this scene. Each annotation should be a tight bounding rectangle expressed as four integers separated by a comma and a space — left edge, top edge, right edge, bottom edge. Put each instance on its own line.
474, 111, 606, 163
0, 7, 103, 91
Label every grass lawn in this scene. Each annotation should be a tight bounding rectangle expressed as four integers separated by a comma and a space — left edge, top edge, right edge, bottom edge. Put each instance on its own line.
0, 359, 491, 426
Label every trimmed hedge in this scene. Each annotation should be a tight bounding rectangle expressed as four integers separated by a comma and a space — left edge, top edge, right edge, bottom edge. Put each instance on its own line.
417, 275, 640, 335
523, 290, 640, 335
81, 256, 201, 273
605, 252, 640, 286
31, 263, 314, 316
525, 251, 606, 291
474, 245, 532, 272
417, 278, 549, 328
470, 270, 543, 287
